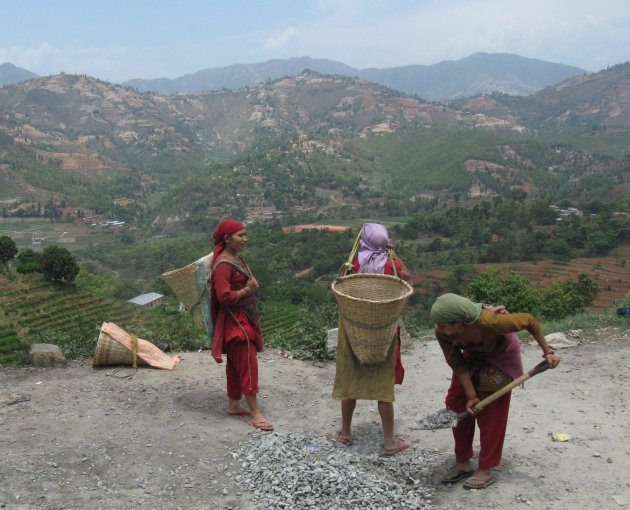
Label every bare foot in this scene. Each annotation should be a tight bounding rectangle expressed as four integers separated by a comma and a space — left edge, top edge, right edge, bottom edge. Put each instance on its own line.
249, 411, 273, 429
226, 406, 251, 416
248, 419, 274, 431
383, 437, 410, 456
440, 461, 474, 483
335, 432, 352, 444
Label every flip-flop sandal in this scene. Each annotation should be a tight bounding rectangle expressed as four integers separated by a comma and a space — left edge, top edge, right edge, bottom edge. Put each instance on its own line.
463, 476, 495, 490
227, 410, 252, 416
335, 433, 352, 445
383, 437, 410, 456
248, 420, 274, 431
440, 469, 474, 484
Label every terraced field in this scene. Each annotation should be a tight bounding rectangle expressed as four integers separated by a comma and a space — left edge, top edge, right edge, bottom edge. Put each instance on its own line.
411, 246, 630, 312
0, 323, 26, 366
0, 275, 160, 362
260, 303, 302, 345
0, 274, 311, 365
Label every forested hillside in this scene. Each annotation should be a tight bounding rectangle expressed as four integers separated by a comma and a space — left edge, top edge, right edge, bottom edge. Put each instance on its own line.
0, 64, 628, 361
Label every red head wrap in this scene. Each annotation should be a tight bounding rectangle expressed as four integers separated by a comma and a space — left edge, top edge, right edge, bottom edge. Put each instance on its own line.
212, 219, 245, 259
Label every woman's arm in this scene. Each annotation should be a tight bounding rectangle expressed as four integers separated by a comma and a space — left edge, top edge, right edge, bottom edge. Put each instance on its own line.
486, 312, 561, 368
459, 371, 482, 414
531, 330, 560, 368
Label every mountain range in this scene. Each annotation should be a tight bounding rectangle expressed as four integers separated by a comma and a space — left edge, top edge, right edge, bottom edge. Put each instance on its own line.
124, 53, 587, 100
1, 53, 587, 101
0, 60, 627, 227
0, 63, 38, 86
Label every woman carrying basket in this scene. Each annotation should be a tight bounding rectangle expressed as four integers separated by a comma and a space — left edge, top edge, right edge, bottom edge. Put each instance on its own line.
332, 222, 410, 455
209, 220, 273, 431
430, 293, 560, 489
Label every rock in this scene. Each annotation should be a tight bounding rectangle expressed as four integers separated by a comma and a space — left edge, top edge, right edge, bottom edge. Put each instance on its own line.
414, 408, 458, 430
326, 328, 338, 353
29, 343, 67, 368
399, 322, 413, 347
543, 332, 578, 349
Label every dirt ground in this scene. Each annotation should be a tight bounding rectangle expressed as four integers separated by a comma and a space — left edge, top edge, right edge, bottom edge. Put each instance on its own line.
1, 326, 629, 510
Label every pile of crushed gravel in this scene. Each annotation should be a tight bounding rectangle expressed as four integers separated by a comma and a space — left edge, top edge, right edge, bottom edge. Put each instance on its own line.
233, 431, 438, 509
413, 409, 459, 430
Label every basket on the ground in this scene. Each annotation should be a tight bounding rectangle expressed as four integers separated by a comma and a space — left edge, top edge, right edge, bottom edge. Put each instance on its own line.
331, 273, 413, 364
93, 322, 180, 370
93, 327, 143, 367
162, 253, 214, 335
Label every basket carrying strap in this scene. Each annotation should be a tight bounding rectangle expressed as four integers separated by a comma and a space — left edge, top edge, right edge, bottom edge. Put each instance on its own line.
340, 227, 364, 276
389, 251, 398, 278
110, 336, 139, 379
193, 256, 252, 316
340, 227, 401, 279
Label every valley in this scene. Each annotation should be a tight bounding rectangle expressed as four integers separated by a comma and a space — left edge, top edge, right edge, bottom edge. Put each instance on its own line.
0, 62, 628, 366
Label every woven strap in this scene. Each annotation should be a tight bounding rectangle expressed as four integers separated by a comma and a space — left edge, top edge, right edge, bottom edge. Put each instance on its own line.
109, 333, 139, 378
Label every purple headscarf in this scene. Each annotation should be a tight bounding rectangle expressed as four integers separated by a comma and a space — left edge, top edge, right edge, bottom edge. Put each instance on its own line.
357, 223, 389, 274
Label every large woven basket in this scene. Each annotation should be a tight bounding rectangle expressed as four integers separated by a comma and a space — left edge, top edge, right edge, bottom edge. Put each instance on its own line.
162, 253, 213, 329
332, 273, 413, 364
93, 329, 144, 367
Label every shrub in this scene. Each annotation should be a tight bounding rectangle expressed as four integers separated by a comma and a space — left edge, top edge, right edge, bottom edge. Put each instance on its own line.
466, 268, 598, 320
16, 261, 43, 274
466, 268, 539, 313
41, 246, 79, 282
0, 236, 18, 270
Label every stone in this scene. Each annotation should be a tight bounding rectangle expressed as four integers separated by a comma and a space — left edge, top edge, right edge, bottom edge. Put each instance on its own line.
543, 332, 578, 349
399, 322, 413, 347
29, 343, 67, 368
326, 328, 338, 353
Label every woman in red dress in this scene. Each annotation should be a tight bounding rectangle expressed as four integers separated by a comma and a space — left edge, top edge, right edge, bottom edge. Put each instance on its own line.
210, 220, 273, 431
431, 293, 560, 488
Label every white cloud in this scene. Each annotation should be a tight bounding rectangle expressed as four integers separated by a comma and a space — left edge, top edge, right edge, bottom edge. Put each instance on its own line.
265, 27, 299, 49
0, 43, 150, 82
0, 43, 59, 72
291, 0, 630, 71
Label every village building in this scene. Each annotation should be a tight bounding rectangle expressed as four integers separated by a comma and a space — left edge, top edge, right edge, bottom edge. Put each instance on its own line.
127, 292, 163, 309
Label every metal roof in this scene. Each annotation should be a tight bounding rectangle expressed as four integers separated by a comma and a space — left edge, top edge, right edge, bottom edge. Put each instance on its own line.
127, 292, 163, 306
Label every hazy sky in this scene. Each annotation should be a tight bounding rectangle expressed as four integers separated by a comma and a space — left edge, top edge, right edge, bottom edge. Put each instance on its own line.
2, 0, 629, 83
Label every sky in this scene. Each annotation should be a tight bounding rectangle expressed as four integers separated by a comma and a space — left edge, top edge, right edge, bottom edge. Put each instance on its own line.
2, 0, 629, 83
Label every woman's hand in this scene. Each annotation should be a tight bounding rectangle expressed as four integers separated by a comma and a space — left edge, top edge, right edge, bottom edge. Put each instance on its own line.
246, 277, 259, 294
483, 304, 508, 314
466, 396, 481, 415
386, 239, 394, 250
543, 351, 561, 368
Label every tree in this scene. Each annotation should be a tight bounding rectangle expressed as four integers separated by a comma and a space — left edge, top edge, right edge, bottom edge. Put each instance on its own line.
16, 248, 43, 273
41, 246, 80, 282
0, 235, 18, 270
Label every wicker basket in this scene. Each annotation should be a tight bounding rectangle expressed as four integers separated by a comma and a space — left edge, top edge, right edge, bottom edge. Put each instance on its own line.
93, 329, 144, 367
162, 253, 214, 330
331, 273, 413, 364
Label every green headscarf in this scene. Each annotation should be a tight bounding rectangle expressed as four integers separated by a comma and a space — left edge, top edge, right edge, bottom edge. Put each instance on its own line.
430, 293, 482, 325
